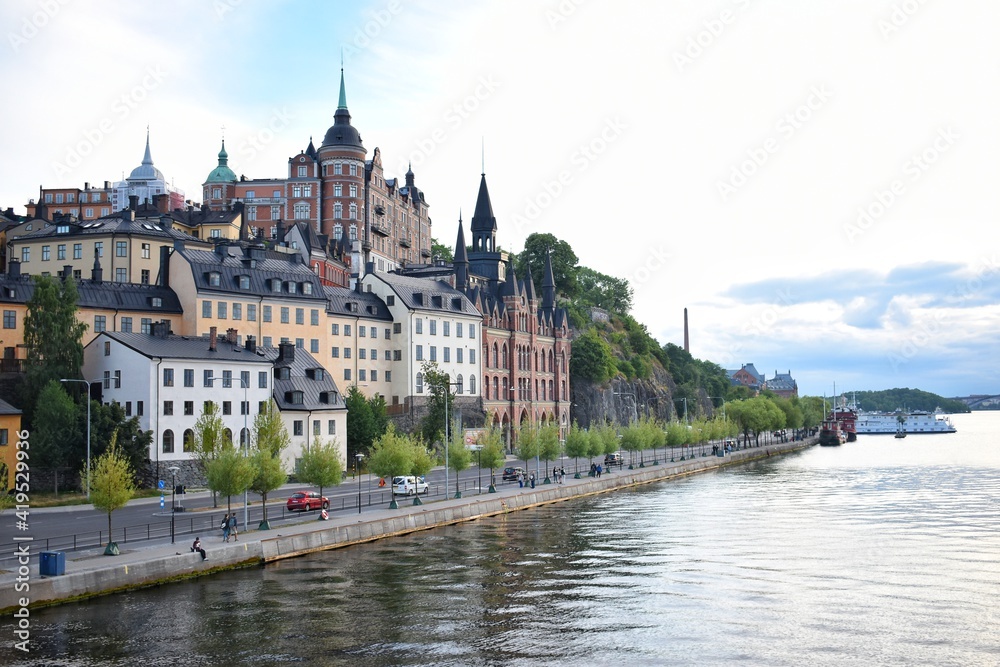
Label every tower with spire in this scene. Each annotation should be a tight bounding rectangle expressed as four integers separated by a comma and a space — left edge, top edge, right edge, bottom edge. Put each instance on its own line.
112, 129, 185, 212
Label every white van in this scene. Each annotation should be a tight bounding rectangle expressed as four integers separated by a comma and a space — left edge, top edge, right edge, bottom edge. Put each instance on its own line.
391, 475, 429, 496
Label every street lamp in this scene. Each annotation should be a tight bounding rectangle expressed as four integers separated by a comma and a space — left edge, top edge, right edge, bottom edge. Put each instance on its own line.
355, 453, 364, 514
60, 378, 99, 499
168, 466, 180, 543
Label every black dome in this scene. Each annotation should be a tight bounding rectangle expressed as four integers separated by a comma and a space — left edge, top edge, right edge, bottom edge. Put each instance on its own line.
321, 108, 364, 150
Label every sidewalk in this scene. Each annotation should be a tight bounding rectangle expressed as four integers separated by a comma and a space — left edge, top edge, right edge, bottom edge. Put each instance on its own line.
1, 440, 813, 612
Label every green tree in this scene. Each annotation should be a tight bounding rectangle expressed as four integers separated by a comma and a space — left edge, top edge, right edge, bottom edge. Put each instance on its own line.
619, 422, 644, 467
430, 237, 454, 262
570, 330, 617, 384
204, 446, 255, 515
367, 424, 414, 508
249, 401, 290, 528
576, 266, 633, 314
586, 425, 606, 470
516, 232, 579, 298
420, 362, 455, 446
90, 400, 152, 482
87, 432, 136, 555
446, 428, 471, 498
408, 437, 434, 505
537, 423, 561, 482
345, 385, 374, 461
192, 401, 226, 507
298, 437, 344, 507
21, 275, 88, 426
564, 422, 590, 478
477, 426, 507, 492
515, 426, 538, 473
32, 381, 80, 493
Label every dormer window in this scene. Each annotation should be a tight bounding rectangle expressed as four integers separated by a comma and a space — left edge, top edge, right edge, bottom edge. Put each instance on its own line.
271, 279, 282, 293
306, 368, 325, 381
238, 275, 250, 289
285, 390, 304, 405
151, 297, 162, 308
57, 225, 69, 234
208, 272, 221, 286
302, 282, 313, 295
274, 367, 291, 380
287, 282, 297, 294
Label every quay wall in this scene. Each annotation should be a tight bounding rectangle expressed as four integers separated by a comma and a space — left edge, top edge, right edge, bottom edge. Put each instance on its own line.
3, 439, 812, 612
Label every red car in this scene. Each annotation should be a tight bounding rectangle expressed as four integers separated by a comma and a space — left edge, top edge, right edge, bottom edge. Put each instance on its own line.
286, 491, 329, 512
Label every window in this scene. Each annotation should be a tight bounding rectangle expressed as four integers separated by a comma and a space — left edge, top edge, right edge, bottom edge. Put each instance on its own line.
470, 349, 476, 364
183, 369, 194, 387
295, 308, 304, 325
334, 163, 343, 175
371, 348, 376, 360
385, 328, 391, 339
359, 349, 367, 360
293, 420, 303, 436
183, 429, 195, 452
443, 321, 450, 336
349, 164, 358, 176
358, 369, 367, 381
55, 193, 63, 203
223, 401, 232, 415
359, 326, 366, 338
114, 370, 121, 388
469, 324, 476, 339
0, 429, 7, 446
344, 369, 351, 381
344, 325, 352, 336
2, 311, 15, 329
294, 202, 310, 219
416, 345, 423, 361
41, 246, 50, 261
328, 420, 336, 435
120, 317, 132, 333
217, 302, 227, 319
371, 370, 379, 382
334, 184, 342, 197
281, 307, 289, 324
94, 315, 107, 333
349, 184, 358, 198
430, 320, 437, 335
115, 268, 127, 283
241, 401, 250, 416
116, 241, 127, 257
238, 275, 250, 289
183, 401, 194, 416
369, 327, 377, 338
263, 336, 272, 347
211, 229, 221, 238
202, 301, 212, 318
259, 371, 268, 388
247, 304, 257, 321
141, 269, 150, 284
141, 318, 152, 334
223, 370, 232, 388
470, 375, 476, 394
430, 346, 437, 362
331, 347, 339, 358
385, 370, 392, 382
303, 282, 313, 295
204, 370, 214, 387
416, 372, 423, 393
142, 243, 150, 259
457, 348, 463, 364
456, 374, 464, 394
393, 350, 402, 361
233, 303, 242, 320
163, 368, 174, 387
443, 347, 450, 363
20, 247, 28, 263
344, 348, 351, 359
263, 305, 272, 322
334, 203, 342, 219
310, 339, 319, 353
103, 370, 110, 389
163, 401, 174, 416
416, 319, 423, 334
73, 243, 82, 259
57, 244, 66, 260
94, 242, 103, 257
162, 430, 174, 453
310, 309, 319, 326
331, 323, 339, 335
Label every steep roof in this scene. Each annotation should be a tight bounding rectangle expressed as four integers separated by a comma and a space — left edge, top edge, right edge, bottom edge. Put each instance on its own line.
323, 285, 392, 320
469, 174, 496, 233
368, 272, 477, 315
266, 344, 346, 412
0, 273, 182, 313
176, 244, 326, 300
94, 330, 272, 363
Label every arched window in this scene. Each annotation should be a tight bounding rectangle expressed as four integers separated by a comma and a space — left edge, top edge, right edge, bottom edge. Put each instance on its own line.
416, 372, 424, 393
456, 374, 464, 394
502, 377, 508, 400
502, 344, 508, 369
549, 380, 554, 400
183, 429, 195, 453
470, 375, 476, 394
484, 375, 490, 400
224, 428, 233, 444
162, 429, 174, 453
240, 428, 250, 447
492, 343, 498, 368
493, 377, 499, 400
549, 349, 555, 372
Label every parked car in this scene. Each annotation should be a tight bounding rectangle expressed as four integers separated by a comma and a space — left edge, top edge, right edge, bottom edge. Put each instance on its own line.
604, 453, 624, 468
392, 475, 429, 496
286, 491, 329, 512
501, 466, 525, 481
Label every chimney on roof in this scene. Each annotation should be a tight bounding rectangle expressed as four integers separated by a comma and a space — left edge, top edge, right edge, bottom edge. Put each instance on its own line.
209, 326, 218, 352
154, 193, 170, 214
226, 328, 238, 346
276, 220, 285, 243
8, 259, 20, 278
62, 265, 73, 281
277, 341, 295, 364
158, 246, 170, 287
92, 254, 103, 283
84, 182, 90, 190
104, 181, 110, 189
151, 321, 170, 338
129, 195, 139, 211
245, 335, 256, 353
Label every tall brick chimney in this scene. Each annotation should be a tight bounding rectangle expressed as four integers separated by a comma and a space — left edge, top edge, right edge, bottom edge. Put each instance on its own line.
209, 326, 218, 352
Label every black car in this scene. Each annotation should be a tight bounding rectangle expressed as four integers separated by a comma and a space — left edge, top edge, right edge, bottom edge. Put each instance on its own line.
501, 466, 525, 481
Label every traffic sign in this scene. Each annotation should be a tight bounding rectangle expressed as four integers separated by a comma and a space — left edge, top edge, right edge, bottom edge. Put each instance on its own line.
158, 480, 165, 489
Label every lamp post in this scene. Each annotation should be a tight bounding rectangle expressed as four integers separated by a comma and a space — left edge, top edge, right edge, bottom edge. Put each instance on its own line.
709, 396, 727, 455
168, 466, 179, 543
60, 378, 99, 499
355, 453, 364, 514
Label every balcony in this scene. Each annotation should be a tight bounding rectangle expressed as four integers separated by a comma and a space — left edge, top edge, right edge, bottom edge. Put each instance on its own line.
399, 233, 411, 248
0, 358, 25, 374
371, 221, 390, 236
421, 248, 432, 258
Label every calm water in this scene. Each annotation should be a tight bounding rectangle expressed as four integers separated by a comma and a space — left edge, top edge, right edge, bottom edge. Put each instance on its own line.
12, 412, 1000, 666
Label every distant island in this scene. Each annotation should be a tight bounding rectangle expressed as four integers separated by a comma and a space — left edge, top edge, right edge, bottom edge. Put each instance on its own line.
847, 388, 970, 414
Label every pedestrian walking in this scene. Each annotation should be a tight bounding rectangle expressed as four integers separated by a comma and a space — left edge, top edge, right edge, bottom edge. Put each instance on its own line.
529, 473, 536, 489
191, 537, 207, 560
228, 513, 238, 541
596, 464, 603, 478
221, 513, 231, 542
590, 463, 597, 477
517, 472, 524, 488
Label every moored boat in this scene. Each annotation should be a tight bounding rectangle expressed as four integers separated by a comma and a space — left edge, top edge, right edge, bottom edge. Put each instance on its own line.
856, 409, 956, 434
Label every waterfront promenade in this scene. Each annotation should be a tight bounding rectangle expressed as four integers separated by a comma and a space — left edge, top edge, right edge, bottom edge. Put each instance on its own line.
1, 439, 813, 613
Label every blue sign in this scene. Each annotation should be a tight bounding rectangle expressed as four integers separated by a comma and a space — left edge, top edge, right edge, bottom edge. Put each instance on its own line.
160, 495, 165, 508
158, 480, 165, 489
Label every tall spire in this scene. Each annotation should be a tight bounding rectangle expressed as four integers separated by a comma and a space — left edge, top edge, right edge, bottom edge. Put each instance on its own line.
523, 262, 537, 302
541, 246, 556, 313
454, 213, 469, 292
338, 61, 348, 110
470, 173, 497, 253
142, 126, 153, 166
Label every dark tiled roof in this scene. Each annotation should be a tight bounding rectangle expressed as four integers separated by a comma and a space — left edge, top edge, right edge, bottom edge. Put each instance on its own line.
177, 245, 326, 301
0, 397, 22, 415
17, 213, 197, 243
0, 274, 182, 313
368, 272, 477, 315
264, 345, 346, 411
324, 285, 392, 320
94, 331, 273, 363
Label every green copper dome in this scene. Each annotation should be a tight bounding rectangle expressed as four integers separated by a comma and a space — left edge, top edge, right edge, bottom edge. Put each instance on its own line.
204, 139, 237, 184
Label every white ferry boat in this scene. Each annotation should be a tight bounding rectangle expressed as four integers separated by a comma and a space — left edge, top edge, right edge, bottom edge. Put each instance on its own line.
855, 409, 957, 434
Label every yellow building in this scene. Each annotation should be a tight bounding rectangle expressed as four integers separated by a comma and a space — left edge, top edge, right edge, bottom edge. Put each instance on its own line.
0, 398, 22, 491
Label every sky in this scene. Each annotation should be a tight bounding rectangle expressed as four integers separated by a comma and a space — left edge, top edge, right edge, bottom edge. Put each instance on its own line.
1, 0, 998, 399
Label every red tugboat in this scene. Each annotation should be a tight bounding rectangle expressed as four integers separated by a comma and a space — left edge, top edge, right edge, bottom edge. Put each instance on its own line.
819, 417, 843, 446
829, 406, 857, 442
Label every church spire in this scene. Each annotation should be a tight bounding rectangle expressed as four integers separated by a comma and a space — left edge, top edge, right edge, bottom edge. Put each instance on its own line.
454, 213, 468, 292
338, 59, 348, 110
142, 127, 153, 166
541, 246, 556, 313
470, 173, 497, 252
